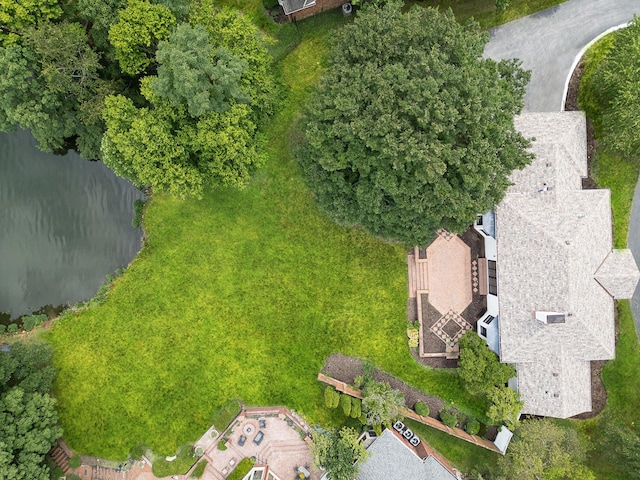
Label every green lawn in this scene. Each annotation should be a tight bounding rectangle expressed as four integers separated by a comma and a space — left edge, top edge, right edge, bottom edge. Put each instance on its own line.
43, 0, 570, 466
410, 0, 567, 29
46, 11, 485, 460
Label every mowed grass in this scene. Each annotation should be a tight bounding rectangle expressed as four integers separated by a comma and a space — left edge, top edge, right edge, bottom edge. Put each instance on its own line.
46, 12, 484, 460
409, 0, 567, 29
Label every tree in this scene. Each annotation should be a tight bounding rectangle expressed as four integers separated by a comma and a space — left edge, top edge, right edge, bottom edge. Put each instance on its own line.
0, 0, 62, 46
108, 0, 176, 76
312, 427, 369, 480
296, 0, 531, 246
0, 21, 111, 158
101, 90, 260, 197
0, 342, 62, 480
102, 8, 273, 197
487, 386, 523, 429
600, 423, 640, 477
361, 381, 404, 427
458, 331, 516, 396
151, 23, 249, 117
585, 17, 640, 159
498, 419, 595, 480
188, 2, 275, 121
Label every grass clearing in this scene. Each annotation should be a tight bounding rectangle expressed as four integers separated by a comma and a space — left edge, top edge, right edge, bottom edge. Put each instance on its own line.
211, 399, 242, 431
46, 10, 485, 460
404, 419, 499, 473
409, 0, 567, 29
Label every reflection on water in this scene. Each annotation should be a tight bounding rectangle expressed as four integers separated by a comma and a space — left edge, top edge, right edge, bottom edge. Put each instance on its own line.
0, 130, 143, 320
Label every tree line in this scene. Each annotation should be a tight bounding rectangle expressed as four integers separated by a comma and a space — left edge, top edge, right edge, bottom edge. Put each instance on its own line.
0, 0, 275, 198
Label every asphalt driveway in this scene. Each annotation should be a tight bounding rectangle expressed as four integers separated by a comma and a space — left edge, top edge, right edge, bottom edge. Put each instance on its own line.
484, 0, 639, 112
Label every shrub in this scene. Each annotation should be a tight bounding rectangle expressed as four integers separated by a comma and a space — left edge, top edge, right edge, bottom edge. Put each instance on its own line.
7, 324, 19, 334
22, 314, 47, 331
227, 457, 254, 480
353, 375, 364, 389
262, 0, 279, 10
414, 401, 429, 417
211, 399, 241, 431
340, 394, 352, 416
132, 199, 146, 228
350, 397, 361, 419
130, 444, 145, 460
190, 459, 207, 478
0, 324, 6, 335
439, 410, 459, 428
324, 386, 339, 409
217, 440, 227, 451
359, 414, 367, 425
152, 446, 196, 478
373, 423, 382, 436
68, 456, 81, 469
407, 329, 419, 348
465, 418, 481, 436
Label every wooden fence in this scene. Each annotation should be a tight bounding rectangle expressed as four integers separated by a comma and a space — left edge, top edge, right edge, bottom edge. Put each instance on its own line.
317, 373, 502, 454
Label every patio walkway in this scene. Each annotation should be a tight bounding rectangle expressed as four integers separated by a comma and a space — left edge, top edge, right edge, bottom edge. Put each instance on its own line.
198, 408, 320, 480
408, 229, 482, 361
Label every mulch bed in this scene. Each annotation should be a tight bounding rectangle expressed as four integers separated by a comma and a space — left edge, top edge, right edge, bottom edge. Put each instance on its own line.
322, 353, 445, 417
322, 353, 498, 441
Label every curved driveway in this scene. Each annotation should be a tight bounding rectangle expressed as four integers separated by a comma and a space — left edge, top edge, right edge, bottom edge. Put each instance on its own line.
485, 0, 640, 334
484, 0, 639, 112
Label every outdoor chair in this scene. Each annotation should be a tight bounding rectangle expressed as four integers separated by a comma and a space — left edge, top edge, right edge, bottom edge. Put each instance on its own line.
238, 435, 246, 447
253, 431, 265, 445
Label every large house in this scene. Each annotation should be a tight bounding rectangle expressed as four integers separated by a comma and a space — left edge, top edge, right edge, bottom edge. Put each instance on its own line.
475, 111, 640, 418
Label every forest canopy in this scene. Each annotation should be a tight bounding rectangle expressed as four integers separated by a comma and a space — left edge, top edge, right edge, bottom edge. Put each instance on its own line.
0, 0, 275, 197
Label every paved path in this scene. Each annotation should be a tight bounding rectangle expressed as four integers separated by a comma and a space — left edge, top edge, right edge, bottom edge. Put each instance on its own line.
484, 0, 639, 112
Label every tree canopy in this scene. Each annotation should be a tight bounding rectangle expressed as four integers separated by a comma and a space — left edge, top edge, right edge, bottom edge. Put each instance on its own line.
458, 331, 516, 395
0, 342, 62, 480
498, 419, 595, 480
361, 380, 405, 427
583, 16, 640, 159
312, 427, 369, 480
108, 0, 176, 76
0, 21, 109, 158
0, 0, 63, 46
296, 0, 532, 245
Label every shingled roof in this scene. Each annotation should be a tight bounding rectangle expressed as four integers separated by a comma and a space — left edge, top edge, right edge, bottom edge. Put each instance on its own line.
495, 111, 640, 418
356, 429, 457, 480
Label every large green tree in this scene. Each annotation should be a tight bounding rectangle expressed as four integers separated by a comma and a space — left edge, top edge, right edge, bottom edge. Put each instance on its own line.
458, 331, 515, 396
151, 23, 249, 117
487, 386, 523, 430
0, 342, 62, 480
297, 1, 532, 245
498, 419, 594, 480
312, 427, 369, 480
102, 6, 274, 197
0, 21, 109, 158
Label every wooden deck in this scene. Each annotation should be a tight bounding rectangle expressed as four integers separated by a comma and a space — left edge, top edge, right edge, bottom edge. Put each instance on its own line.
407, 253, 429, 298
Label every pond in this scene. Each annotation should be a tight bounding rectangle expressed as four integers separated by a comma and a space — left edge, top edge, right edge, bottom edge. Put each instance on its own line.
0, 130, 143, 323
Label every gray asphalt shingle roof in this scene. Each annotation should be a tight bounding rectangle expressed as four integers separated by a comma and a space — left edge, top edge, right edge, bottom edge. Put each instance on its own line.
356, 430, 457, 480
495, 111, 640, 418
